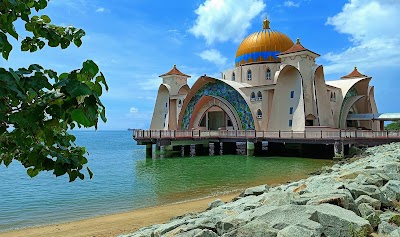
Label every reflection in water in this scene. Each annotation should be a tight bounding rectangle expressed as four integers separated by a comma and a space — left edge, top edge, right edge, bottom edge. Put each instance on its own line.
135, 155, 332, 203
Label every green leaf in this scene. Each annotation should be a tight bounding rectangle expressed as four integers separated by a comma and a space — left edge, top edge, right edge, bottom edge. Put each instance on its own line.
27, 168, 39, 177
87, 167, 93, 179
71, 109, 91, 127
40, 15, 51, 24
73, 38, 82, 47
65, 80, 92, 97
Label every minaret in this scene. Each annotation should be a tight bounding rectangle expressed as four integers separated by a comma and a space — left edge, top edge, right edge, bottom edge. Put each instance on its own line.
150, 65, 191, 130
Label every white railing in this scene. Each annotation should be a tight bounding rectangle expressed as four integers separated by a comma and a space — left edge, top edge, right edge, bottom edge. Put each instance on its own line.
133, 129, 400, 140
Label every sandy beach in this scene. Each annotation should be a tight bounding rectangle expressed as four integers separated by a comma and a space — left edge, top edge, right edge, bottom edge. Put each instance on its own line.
0, 192, 240, 237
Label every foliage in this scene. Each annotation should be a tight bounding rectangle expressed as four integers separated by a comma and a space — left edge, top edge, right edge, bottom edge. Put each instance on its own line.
385, 121, 400, 131
0, 0, 108, 181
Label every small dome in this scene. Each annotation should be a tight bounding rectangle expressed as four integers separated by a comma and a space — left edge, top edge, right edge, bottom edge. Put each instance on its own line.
235, 19, 294, 66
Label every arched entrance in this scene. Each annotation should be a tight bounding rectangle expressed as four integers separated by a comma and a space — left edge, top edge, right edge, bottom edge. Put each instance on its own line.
190, 96, 240, 130
305, 114, 317, 126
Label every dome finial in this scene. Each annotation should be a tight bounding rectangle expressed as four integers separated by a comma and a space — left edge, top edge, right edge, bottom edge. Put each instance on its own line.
354, 66, 357, 71
296, 38, 300, 44
174, 64, 176, 68
262, 17, 270, 30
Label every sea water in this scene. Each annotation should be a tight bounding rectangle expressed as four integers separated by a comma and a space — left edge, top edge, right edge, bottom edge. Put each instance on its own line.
0, 130, 331, 231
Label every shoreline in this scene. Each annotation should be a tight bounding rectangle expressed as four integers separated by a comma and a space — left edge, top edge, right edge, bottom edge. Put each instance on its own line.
0, 162, 326, 237
0, 191, 241, 237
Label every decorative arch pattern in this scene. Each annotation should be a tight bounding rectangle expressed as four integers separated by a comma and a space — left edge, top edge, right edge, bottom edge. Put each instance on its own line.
180, 80, 255, 130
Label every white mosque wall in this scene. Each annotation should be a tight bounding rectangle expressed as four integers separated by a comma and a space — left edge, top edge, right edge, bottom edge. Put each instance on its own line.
268, 65, 305, 131
150, 84, 170, 130
313, 66, 335, 127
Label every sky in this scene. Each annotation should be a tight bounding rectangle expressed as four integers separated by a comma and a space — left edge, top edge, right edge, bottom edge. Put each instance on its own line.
2, 0, 400, 130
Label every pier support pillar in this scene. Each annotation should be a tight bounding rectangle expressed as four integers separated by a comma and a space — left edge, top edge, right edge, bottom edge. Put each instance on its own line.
145, 144, 152, 158
190, 144, 196, 157
155, 145, 160, 158
209, 143, 215, 156
219, 142, 224, 155
247, 141, 255, 157
181, 145, 185, 157
333, 140, 344, 160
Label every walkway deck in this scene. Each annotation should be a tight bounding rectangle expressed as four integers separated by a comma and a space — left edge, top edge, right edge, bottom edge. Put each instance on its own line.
133, 129, 400, 146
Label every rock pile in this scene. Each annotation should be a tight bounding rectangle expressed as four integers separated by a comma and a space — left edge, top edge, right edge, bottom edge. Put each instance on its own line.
121, 143, 400, 237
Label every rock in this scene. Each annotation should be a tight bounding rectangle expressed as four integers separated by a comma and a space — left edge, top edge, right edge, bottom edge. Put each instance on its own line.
380, 212, 400, 226
221, 220, 278, 237
381, 180, 400, 202
152, 219, 187, 236
240, 185, 269, 197
354, 174, 386, 187
365, 212, 381, 229
310, 204, 372, 237
207, 199, 225, 210
378, 221, 398, 235
346, 184, 382, 199
250, 205, 322, 236
193, 229, 218, 237
388, 228, 400, 237
172, 228, 203, 237
306, 189, 356, 211
355, 195, 381, 210
277, 225, 319, 237
358, 203, 374, 218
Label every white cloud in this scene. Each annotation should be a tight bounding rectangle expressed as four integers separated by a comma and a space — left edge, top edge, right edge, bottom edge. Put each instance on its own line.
198, 49, 227, 67
130, 107, 139, 113
96, 7, 106, 13
189, 0, 266, 44
322, 0, 400, 75
284, 1, 300, 7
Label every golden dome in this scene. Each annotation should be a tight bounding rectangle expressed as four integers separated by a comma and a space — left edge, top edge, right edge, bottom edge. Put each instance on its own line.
235, 19, 294, 66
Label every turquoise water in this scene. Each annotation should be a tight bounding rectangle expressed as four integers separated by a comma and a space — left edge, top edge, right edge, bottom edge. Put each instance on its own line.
0, 131, 331, 232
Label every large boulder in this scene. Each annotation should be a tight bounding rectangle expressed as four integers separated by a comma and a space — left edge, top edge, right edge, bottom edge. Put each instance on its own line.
389, 228, 400, 237
378, 221, 398, 235
207, 199, 225, 210
277, 225, 319, 237
221, 220, 278, 237
381, 180, 400, 202
310, 204, 372, 237
240, 185, 269, 197
355, 195, 381, 210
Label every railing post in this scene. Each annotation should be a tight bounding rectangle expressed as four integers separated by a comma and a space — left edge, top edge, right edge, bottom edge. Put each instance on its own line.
339, 130, 342, 138
255, 130, 257, 138
387, 130, 389, 138
236, 129, 238, 138
291, 130, 293, 138
304, 130, 306, 138
321, 130, 323, 139
279, 130, 281, 138
199, 130, 201, 138
150, 130, 152, 138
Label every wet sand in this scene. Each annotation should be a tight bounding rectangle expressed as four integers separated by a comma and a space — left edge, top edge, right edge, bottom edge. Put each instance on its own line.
0, 192, 240, 237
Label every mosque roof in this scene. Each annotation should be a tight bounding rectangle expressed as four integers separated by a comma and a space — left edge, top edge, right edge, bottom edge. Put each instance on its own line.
341, 67, 367, 79
278, 38, 320, 56
159, 65, 191, 78
235, 18, 294, 66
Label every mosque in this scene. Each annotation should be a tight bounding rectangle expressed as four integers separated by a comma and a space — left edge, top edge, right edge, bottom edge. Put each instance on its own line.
150, 18, 381, 132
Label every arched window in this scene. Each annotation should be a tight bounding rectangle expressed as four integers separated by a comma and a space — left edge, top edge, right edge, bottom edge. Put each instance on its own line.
266, 68, 271, 80
232, 72, 235, 81
257, 109, 262, 119
251, 92, 256, 101
247, 69, 252, 81
223, 74, 226, 79
257, 91, 262, 101
178, 99, 182, 107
